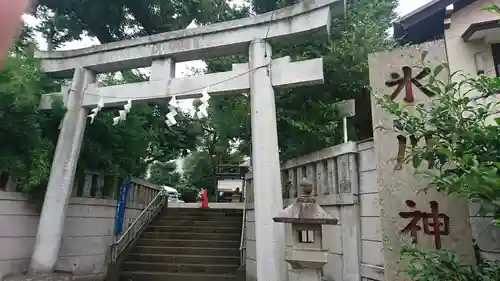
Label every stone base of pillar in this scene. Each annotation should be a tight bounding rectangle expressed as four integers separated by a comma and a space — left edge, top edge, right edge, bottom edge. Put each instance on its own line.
3, 272, 105, 281
3, 272, 73, 281
236, 267, 246, 281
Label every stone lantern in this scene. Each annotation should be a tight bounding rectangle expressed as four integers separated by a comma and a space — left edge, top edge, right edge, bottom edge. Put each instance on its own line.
273, 178, 338, 281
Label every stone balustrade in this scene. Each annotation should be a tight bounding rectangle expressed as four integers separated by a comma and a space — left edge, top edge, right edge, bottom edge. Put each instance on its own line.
70, 171, 162, 205
245, 141, 360, 207
0, 170, 161, 207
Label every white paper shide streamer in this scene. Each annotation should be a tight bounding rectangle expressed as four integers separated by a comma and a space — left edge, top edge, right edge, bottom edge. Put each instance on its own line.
188, 107, 197, 118
113, 98, 132, 126
196, 86, 210, 120
166, 96, 180, 127
87, 86, 211, 127
87, 96, 105, 124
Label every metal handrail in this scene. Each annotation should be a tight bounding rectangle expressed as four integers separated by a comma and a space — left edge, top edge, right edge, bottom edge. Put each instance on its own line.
109, 189, 166, 263
239, 176, 248, 267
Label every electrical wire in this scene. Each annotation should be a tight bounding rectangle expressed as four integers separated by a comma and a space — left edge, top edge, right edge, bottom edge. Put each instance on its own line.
84, 63, 269, 99
264, 9, 276, 58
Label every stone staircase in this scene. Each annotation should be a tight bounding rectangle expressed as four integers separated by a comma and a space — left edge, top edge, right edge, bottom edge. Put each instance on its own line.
119, 208, 244, 281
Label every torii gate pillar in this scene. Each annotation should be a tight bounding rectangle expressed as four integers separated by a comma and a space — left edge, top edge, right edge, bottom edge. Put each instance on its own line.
249, 39, 286, 281
30, 68, 96, 273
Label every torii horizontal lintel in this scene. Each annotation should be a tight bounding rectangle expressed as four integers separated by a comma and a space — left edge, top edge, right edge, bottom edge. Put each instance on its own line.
35, 0, 344, 77
39, 56, 324, 110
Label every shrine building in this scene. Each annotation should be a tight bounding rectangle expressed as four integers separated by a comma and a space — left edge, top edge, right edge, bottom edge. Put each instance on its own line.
394, 0, 500, 78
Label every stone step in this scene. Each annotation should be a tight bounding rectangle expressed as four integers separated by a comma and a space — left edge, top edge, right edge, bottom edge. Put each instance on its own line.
120, 271, 237, 281
125, 253, 239, 265
142, 232, 240, 241
166, 208, 243, 213
121, 261, 239, 274
159, 215, 242, 222
146, 225, 241, 234
163, 209, 242, 217
153, 220, 242, 227
136, 238, 240, 248
131, 246, 239, 256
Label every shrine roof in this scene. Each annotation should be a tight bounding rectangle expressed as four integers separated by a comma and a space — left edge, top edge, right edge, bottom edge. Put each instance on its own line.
393, 0, 474, 46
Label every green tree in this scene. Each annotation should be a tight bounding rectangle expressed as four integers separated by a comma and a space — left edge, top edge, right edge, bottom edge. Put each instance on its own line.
35, 0, 250, 45
148, 161, 182, 187
183, 151, 214, 191
182, 145, 244, 196
0, 26, 200, 198
250, 0, 298, 14
78, 71, 199, 177
206, 0, 397, 159
0, 26, 62, 195
178, 64, 248, 197
176, 0, 397, 192
0, 52, 51, 191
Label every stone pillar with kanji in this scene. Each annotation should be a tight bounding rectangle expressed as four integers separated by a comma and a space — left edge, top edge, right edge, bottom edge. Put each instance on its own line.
368, 40, 475, 281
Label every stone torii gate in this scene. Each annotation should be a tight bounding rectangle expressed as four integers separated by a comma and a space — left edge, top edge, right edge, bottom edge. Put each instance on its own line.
31, 1, 344, 280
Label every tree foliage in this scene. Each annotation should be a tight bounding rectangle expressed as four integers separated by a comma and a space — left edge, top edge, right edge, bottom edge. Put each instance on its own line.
182, 103, 246, 194
206, 0, 397, 159
251, 0, 296, 14
79, 71, 199, 177
401, 242, 500, 281
0, 28, 62, 194
148, 161, 182, 187
182, 147, 244, 196
0, 29, 200, 197
182, 151, 214, 191
35, 0, 250, 45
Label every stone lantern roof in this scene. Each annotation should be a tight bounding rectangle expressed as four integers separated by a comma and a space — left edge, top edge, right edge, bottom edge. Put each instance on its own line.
273, 179, 338, 225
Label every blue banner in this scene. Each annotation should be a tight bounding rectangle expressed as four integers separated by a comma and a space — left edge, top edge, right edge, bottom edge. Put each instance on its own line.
114, 175, 131, 236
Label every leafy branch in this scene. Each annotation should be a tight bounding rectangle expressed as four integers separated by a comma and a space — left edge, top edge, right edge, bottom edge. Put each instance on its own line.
401, 241, 500, 281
